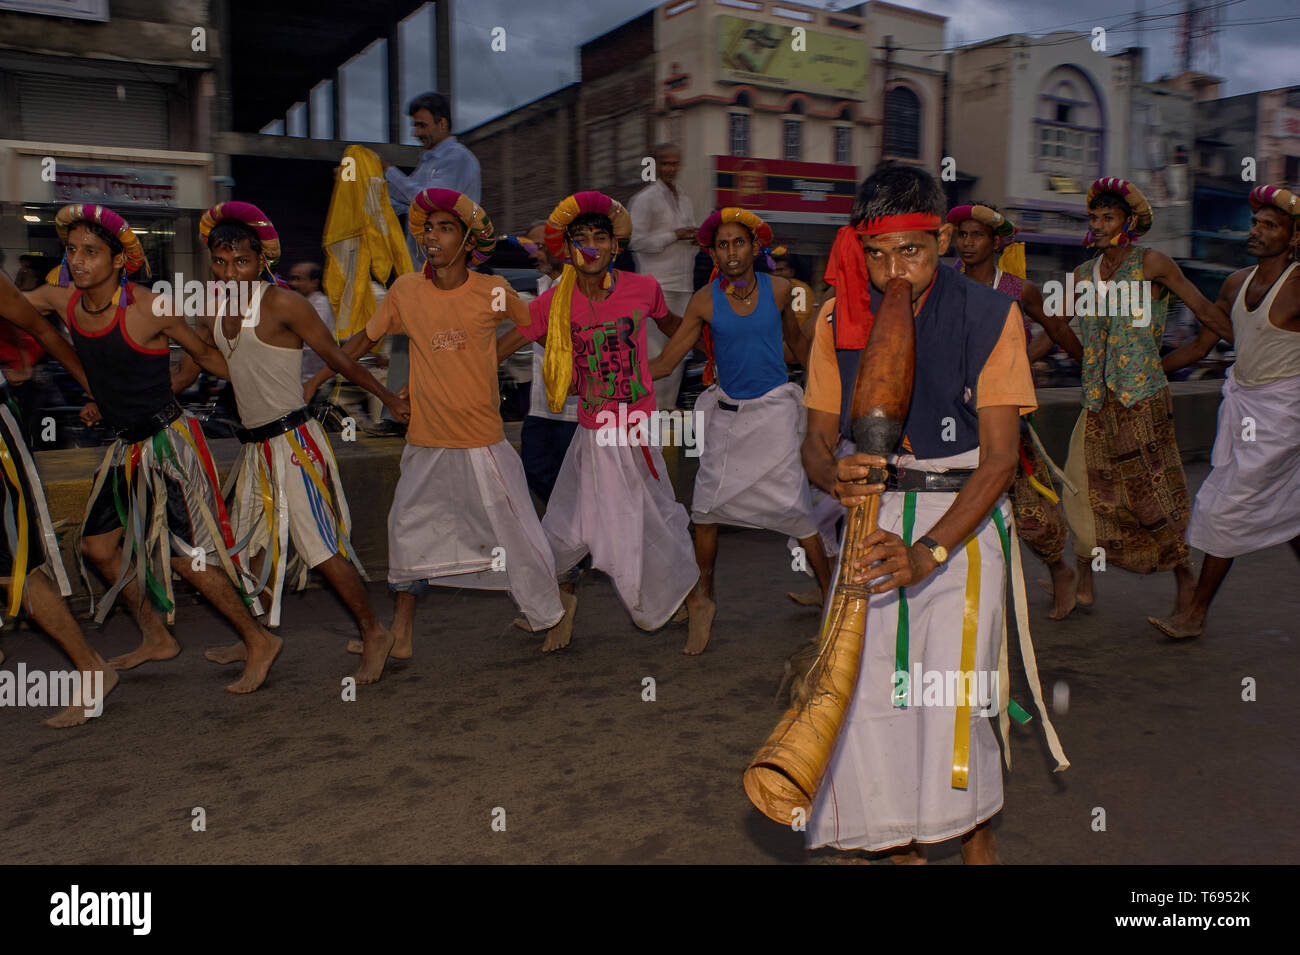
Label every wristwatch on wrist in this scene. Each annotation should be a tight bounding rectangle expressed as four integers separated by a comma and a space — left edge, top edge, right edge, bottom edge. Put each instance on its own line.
917, 535, 948, 565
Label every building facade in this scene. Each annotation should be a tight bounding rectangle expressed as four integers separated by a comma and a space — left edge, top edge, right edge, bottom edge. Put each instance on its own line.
0, 0, 219, 282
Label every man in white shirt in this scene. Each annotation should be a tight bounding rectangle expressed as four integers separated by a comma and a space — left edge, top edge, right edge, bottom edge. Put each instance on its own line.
288, 261, 338, 386
628, 143, 697, 409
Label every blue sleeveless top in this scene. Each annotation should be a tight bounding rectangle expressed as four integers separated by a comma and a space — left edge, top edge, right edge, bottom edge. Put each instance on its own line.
710, 272, 788, 400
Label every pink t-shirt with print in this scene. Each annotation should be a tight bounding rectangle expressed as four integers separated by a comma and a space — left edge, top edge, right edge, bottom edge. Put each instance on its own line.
521, 271, 666, 431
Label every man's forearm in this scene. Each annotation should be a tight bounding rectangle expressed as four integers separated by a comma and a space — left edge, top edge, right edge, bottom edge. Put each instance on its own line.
920, 455, 1016, 553
801, 434, 839, 496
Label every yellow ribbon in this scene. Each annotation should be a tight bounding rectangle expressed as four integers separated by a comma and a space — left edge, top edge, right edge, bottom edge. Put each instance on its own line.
951, 534, 982, 790
543, 264, 579, 413
0, 439, 30, 619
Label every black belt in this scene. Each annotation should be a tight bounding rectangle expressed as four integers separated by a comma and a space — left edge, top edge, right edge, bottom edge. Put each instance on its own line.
236, 406, 311, 444
883, 465, 976, 492
115, 399, 184, 443
718, 400, 740, 412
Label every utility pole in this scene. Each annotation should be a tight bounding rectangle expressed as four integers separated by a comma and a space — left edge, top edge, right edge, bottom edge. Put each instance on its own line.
880, 34, 894, 162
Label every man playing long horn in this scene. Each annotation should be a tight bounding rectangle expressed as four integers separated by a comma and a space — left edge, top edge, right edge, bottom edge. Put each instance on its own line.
1059, 177, 1231, 614
948, 202, 1082, 619
649, 208, 832, 642
1150, 184, 1300, 639
799, 165, 1067, 863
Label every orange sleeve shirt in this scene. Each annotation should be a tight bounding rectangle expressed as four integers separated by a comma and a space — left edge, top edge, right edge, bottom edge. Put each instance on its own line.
366, 271, 523, 448
803, 297, 1037, 421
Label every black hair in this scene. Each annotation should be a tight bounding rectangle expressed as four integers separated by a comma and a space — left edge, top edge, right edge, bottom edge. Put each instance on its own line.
207, 219, 263, 255
1088, 191, 1133, 217
294, 261, 323, 282
68, 219, 124, 258
772, 250, 811, 284
851, 164, 947, 230
408, 91, 451, 127
566, 212, 614, 242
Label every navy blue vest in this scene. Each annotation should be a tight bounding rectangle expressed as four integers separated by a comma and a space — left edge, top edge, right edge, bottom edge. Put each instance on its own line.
831, 263, 1009, 459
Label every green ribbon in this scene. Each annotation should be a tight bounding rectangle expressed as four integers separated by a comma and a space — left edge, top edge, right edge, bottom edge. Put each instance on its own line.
991, 506, 1031, 725
111, 466, 173, 614
892, 491, 917, 708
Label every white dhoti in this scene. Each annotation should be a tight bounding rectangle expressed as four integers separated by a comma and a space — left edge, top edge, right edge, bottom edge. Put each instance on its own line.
1187, 369, 1300, 558
691, 382, 818, 539
807, 488, 1010, 851
225, 418, 361, 627
387, 441, 564, 630
789, 437, 854, 572
543, 425, 698, 630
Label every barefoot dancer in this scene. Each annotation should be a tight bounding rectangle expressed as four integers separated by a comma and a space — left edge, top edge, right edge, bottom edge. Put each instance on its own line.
801, 166, 1067, 864
23, 204, 281, 694
649, 208, 831, 632
1058, 178, 1231, 615
1151, 184, 1300, 639
948, 202, 1083, 618
500, 192, 709, 653
173, 202, 409, 684
316, 188, 569, 658
0, 271, 119, 726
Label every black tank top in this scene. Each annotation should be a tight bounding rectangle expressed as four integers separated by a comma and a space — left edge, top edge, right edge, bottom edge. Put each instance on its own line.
67, 284, 174, 430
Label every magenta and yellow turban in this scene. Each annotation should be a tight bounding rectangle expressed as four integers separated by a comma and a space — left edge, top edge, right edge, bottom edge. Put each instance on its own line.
54, 203, 148, 277
543, 191, 632, 259
538, 191, 632, 413
200, 200, 282, 264
409, 188, 496, 265
947, 204, 1025, 279
1249, 184, 1300, 220
697, 207, 774, 252
1085, 177, 1153, 247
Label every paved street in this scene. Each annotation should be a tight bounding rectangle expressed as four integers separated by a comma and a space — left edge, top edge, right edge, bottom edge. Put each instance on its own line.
2, 463, 1296, 865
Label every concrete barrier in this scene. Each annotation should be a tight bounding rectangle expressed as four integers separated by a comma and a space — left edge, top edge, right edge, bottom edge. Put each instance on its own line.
29, 381, 1225, 615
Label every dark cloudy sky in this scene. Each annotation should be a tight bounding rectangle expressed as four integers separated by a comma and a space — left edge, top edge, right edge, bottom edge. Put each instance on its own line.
331, 0, 1298, 141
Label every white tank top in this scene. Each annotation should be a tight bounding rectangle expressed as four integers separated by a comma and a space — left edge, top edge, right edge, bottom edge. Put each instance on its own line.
1231, 262, 1300, 386
214, 283, 308, 428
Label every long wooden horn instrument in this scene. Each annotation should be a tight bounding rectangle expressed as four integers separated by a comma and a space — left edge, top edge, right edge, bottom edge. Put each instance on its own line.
743, 276, 916, 825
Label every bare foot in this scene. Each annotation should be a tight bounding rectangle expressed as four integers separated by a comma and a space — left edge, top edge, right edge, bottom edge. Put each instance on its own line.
1148, 612, 1204, 640
683, 594, 716, 655
352, 624, 395, 684
886, 843, 928, 864
1047, 560, 1077, 620
108, 634, 180, 670
347, 626, 412, 660
786, 585, 825, 608
44, 668, 119, 728
204, 641, 247, 664
961, 823, 999, 864
1074, 559, 1094, 607
541, 590, 578, 652
225, 629, 282, 694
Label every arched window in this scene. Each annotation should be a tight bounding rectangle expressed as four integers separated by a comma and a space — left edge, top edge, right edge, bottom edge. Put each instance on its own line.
883, 86, 921, 159
1035, 66, 1103, 177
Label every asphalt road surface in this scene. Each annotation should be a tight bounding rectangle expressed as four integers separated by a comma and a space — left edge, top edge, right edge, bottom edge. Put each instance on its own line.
2, 464, 1296, 864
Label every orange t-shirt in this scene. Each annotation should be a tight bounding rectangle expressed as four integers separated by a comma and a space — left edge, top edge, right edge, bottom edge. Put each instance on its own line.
366, 271, 529, 448
804, 296, 1037, 423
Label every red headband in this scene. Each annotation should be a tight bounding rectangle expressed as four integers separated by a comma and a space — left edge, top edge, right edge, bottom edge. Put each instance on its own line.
858, 213, 943, 236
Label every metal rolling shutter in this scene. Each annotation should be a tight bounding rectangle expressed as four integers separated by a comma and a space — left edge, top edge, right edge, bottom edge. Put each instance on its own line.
16, 72, 169, 149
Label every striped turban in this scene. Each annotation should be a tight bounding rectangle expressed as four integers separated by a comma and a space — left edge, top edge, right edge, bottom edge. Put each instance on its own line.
409, 188, 496, 265
54, 203, 148, 277
200, 201, 282, 264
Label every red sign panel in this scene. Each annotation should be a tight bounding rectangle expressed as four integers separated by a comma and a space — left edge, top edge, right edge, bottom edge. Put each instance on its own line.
714, 155, 856, 215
